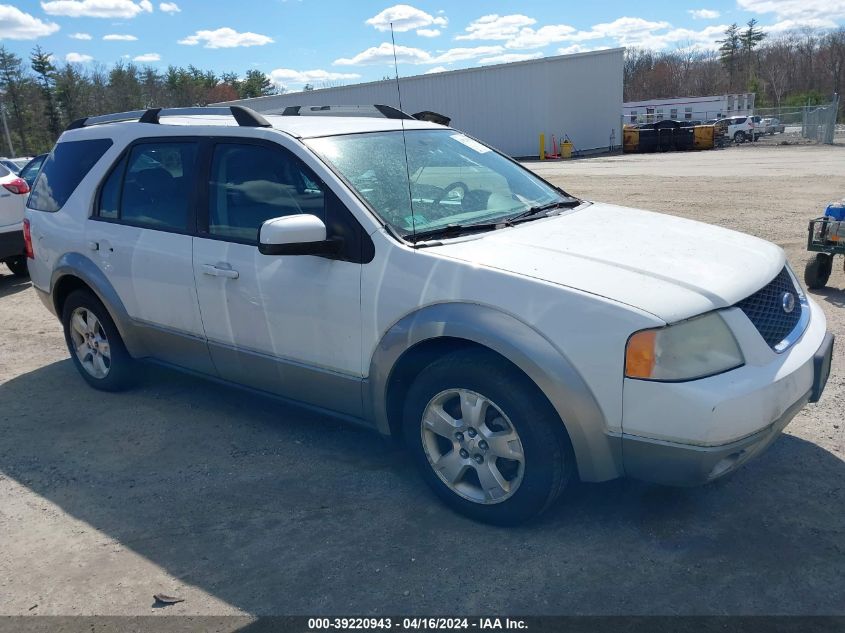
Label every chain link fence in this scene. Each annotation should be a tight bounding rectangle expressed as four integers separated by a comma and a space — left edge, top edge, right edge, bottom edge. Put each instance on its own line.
747, 96, 839, 144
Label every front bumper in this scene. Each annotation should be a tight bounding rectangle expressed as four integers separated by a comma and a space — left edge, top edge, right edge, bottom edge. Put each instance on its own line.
0, 228, 23, 261
622, 388, 809, 485
620, 298, 832, 486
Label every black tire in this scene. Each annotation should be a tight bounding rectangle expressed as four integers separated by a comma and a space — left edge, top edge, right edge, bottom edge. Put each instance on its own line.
402, 349, 574, 525
733, 131, 746, 143
61, 289, 136, 391
804, 254, 833, 290
5, 256, 28, 277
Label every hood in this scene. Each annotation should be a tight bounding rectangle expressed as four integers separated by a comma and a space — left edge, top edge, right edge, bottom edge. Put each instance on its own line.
429, 202, 785, 322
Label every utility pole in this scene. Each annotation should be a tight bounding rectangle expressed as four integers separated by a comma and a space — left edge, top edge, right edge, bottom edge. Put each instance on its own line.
0, 90, 14, 157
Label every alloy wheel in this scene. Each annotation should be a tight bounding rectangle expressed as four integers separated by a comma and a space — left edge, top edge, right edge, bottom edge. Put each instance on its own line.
420, 388, 525, 504
69, 307, 111, 379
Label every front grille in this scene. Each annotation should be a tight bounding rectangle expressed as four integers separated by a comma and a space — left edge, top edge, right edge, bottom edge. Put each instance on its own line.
735, 267, 803, 350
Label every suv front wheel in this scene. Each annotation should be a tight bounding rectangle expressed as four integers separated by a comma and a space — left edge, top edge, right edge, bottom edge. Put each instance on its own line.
403, 349, 574, 525
62, 289, 136, 391
733, 131, 747, 143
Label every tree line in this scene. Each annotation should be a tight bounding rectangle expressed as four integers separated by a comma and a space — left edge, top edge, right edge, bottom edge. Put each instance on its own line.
624, 22, 845, 114
0, 45, 283, 156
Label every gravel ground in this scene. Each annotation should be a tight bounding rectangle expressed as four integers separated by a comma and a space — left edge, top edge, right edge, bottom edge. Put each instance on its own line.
0, 143, 843, 617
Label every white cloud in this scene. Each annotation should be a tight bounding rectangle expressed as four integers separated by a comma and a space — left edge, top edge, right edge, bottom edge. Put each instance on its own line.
424, 65, 448, 74
648, 24, 728, 49
159, 1, 179, 12
334, 42, 432, 65
178, 27, 273, 48
269, 67, 360, 89
478, 51, 543, 64
133, 52, 160, 61
65, 51, 93, 62
333, 42, 512, 66
456, 14, 536, 41
0, 4, 60, 39
416, 28, 440, 37
738, 0, 845, 22
103, 33, 137, 40
488, 15, 732, 52
558, 44, 586, 55
688, 9, 720, 19
69, 31, 92, 39
763, 17, 839, 32
433, 45, 504, 63
365, 4, 447, 32
505, 24, 578, 49
41, 0, 153, 18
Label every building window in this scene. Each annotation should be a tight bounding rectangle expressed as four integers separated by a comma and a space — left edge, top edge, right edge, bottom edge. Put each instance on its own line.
670, 108, 678, 120
656, 108, 664, 120
646, 107, 655, 122
630, 110, 637, 123
685, 107, 693, 120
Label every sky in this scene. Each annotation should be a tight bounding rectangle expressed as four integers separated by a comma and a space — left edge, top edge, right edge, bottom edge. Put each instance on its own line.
1, 0, 844, 91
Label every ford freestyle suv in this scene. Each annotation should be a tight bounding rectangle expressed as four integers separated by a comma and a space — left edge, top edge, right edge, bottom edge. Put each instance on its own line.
25, 105, 834, 524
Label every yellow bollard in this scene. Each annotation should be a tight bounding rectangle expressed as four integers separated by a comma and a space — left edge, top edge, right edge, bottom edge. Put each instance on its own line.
539, 133, 545, 160
560, 140, 573, 159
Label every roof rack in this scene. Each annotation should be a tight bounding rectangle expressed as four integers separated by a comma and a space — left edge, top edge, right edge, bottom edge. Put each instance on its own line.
65, 105, 271, 131
279, 104, 414, 120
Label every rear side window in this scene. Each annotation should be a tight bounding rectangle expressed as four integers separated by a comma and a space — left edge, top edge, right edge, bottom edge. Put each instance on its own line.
28, 138, 113, 212
97, 141, 198, 231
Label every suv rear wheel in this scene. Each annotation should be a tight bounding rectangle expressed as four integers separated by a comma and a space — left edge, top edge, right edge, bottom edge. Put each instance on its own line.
62, 289, 136, 391
403, 349, 574, 525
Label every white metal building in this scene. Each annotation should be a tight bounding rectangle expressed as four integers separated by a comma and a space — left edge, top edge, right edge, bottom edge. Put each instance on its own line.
218, 48, 624, 158
623, 93, 756, 124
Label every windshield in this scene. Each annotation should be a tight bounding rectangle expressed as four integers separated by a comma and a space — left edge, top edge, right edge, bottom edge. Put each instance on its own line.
305, 129, 576, 237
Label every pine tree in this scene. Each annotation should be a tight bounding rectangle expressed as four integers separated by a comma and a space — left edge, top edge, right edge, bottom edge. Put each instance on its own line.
740, 19, 767, 85
30, 45, 62, 142
55, 63, 88, 124
0, 46, 30, 155
718, 23, 741, 92
239, 69, 274, 98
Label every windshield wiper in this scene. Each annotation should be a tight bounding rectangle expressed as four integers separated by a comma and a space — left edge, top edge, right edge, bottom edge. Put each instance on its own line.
505, 198, 582, 224
407, 221, 503, 244
407, 198, 583, 245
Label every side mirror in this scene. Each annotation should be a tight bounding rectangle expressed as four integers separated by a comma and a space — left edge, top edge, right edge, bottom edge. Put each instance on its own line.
258, 214, 341, 256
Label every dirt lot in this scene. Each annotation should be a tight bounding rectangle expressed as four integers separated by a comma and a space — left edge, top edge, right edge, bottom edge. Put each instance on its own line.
0, 144, 843, 617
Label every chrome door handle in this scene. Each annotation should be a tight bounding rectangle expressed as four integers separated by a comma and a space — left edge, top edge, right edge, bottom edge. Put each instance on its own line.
201, 264, 239, 279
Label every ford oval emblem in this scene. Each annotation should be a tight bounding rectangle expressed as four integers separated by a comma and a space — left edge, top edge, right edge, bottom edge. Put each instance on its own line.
782, 292, 796, 314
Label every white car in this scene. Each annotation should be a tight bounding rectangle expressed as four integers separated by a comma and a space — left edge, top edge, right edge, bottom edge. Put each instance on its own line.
0, 161, 31, 276
722, 115, 758, 143
25, 106, 834, 524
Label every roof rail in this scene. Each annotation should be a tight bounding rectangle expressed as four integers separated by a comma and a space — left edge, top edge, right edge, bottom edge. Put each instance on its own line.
279, 104, 415, 120
65, 105, 271, 131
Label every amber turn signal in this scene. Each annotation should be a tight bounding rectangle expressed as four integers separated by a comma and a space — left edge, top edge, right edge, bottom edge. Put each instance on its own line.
625, 329, 657, 378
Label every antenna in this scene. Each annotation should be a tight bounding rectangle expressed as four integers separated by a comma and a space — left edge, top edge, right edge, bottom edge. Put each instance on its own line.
390, 22, 417, 245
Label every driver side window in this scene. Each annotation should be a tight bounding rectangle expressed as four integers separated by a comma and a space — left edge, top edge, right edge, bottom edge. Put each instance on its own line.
208, 143, 325, 242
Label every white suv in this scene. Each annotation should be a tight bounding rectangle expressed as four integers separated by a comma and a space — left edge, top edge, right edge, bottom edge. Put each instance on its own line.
722, 115, 758, 143
0, 161, 32, 276
25, 105, 834, 524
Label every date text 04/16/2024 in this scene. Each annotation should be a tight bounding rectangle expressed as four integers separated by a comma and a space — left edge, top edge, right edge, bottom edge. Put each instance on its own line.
307, 618, 528, 630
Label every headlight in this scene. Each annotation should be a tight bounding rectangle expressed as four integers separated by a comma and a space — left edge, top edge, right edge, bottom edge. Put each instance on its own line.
625, 312, 744, 381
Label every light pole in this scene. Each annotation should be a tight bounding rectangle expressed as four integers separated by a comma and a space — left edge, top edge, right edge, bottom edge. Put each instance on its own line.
0, 88, 15, 157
